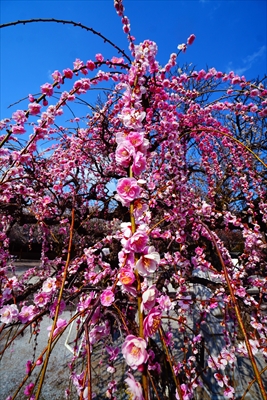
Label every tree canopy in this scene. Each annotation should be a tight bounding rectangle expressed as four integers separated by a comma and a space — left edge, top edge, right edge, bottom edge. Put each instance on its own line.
0, 1, 267, 399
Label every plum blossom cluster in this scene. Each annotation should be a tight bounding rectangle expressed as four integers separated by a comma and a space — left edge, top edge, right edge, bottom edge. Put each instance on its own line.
0, 1, 267, 399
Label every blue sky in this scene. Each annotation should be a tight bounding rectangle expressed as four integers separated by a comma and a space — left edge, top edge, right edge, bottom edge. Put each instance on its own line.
0, 0, 266, 121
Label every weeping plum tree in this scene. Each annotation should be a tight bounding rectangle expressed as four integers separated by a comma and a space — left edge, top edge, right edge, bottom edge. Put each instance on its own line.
0, 1, 267, 399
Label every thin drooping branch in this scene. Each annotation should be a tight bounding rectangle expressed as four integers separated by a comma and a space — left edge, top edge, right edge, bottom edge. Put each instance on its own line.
34, 202, 76, 400
202, 223, 267, 400
0, 18, 131, 62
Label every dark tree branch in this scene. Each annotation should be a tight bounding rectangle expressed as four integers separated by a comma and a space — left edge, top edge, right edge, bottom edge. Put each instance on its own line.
0, 18, 132, 62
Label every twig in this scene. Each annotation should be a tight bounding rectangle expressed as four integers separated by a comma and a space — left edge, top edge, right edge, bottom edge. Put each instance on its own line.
34, 201, 76, 400
0, 19, 131, 62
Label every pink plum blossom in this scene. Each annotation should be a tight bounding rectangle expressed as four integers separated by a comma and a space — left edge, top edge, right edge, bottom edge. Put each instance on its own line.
24, 382, 34, 397
176, 384, 193, 400
42, 277, 57, 293
81, 67, 88, 76
118, 266, 137, 295
36, 356, 43, 365
49, 299, 66, 317
51, 70, 63, 84
105, 380, 117, 399
118, 248, 135, 270
116, 178, 141, 206
158, 295, 175, 311
119, 108, 146, 129
208, 355, 228, 370
28, 93, 35, 102
235, 286, 246, 297
125, 373, 144, 400
250, 89, 260, 97
119, 267, 136, 285
120, 222, 133, 239
122, 335, 148, 369
28, 102, 42, 115
86, 60, 95, 70
34, 291, 50, 307
214, 373, 229, 388
111, 56, 124, 64
71, 371, 85, 396
187, 34, 196, 45
214, 373, 234, 398
77, 292, 95, 312
177, 43, 187, 53
106, 345, 119, 362
128, 230, 148, 253
12, 110, 27, 124
178, 295, 193, 310
0, 304, 19, 324
95, 53, 104, 62
127, 131, 145, 148
18, 305, 36, 323
143, 308, 162, 338
11, 125, 26, 134
107, 365, 116, 373
132, 152, 146, 175
63, 68, 74, 79
133, 200, 149, 220
47, 318, 67, 337
89, 322, 110, 344
100, 288, 115, 306
115, 140, 136, 167
141, 285, 158, 311
135, 246, 160, 276
192, 334, 202, 344
91, 306, 101, 325
41, 83, 54, 97
116, 131, 129, 144
220, 348, 236, 365
114, 0, 124, 16
73, 58, 84, 70
224, 386, 235, 398
25, 360, 32, 374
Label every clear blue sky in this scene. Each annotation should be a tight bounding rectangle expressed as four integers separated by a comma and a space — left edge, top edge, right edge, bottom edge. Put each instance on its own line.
0, 0, 266, 120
